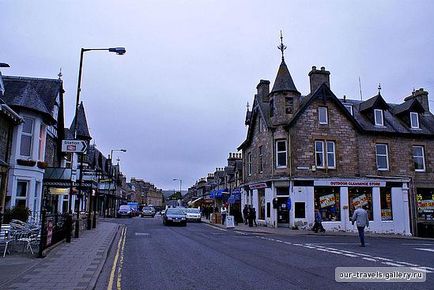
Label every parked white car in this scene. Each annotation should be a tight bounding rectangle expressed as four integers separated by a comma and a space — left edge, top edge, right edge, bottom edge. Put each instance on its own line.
185, 208, 201, 222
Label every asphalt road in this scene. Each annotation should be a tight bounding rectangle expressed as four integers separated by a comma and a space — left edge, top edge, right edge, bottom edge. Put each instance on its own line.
96, 216, 434, 290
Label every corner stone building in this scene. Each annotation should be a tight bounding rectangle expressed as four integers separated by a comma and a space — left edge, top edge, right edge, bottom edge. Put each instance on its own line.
239, 53, 434, 237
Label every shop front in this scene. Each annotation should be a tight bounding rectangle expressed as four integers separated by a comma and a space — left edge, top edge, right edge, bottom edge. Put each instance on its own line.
290, 178, 411, 235
416, 188, 434, 237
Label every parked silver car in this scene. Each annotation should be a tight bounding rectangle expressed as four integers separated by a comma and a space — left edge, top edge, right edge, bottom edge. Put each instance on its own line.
185, 208, 201, 222
141, 206, 156, 218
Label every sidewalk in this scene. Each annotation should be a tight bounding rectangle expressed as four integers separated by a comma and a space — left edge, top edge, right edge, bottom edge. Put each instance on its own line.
0, 221, 119, 290
202, 218, 434, 241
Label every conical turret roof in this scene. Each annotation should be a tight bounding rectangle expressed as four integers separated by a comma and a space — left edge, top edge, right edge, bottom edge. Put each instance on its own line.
70, 101, 92, 140
271, 60, 299, 94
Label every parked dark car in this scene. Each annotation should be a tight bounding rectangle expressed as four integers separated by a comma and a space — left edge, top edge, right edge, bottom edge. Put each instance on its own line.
162, 208, 187, 226
141, 206, 156, 218
117, 205, 132, 218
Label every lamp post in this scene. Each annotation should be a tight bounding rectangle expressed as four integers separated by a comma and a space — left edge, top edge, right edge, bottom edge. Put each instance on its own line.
74, 47, 126, 237
107, 149, 126, 218
173, 178, 182, 206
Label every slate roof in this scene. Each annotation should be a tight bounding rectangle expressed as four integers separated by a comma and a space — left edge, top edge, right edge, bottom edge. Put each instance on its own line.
70, 102, 92, 140
359, 94, 389, 112
391, 98, 425, 115
270, 60, 299, 94
2, 76, 62, 124
342, 98, 434, 136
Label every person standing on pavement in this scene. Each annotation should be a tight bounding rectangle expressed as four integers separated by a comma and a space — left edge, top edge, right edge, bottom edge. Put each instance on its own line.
351, 205, 369, 247
312, 209, 325, 233
247, 205, 254, 227
243, 205, 248, 225
251, 207, 257, 227
221, 206, 227, 225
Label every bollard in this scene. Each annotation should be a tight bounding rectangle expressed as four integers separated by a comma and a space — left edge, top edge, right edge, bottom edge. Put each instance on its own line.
65, 213, 72, 243
37, 209, 47, 258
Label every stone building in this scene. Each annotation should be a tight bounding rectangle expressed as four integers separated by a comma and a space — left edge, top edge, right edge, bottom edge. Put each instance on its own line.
129, 178, 163, 207
1, 74, 65, 221
0, 89, 22, 223
238, 41, 434, 237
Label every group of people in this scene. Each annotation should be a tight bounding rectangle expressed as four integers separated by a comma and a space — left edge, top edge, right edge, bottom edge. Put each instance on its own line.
242, 205, 257, 227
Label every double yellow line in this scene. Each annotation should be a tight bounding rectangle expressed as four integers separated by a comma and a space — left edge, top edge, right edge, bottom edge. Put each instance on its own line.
108, 226, 127, 290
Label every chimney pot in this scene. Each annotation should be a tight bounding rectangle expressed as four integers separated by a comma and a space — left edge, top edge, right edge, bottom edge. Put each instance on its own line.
256, 79, 270, 102
308, 65, 330, 93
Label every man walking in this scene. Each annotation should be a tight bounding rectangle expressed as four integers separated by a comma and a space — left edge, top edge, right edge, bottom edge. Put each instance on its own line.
351, 205, 369, 247
243, 205, 248, 225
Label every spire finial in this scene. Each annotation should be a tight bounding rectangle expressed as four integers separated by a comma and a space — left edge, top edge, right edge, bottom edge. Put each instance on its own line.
277, 30, 287, 61
378, 83, 382, 95
246, 101, 250, 111
58, 67, 63, 79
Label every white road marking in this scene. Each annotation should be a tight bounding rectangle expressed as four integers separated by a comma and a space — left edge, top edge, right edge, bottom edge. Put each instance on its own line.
374, 257, 394, 262
343, 253, 358, 257
382, 262, 404, 267
134, 232, 150, 236
411, 267, 432, 273
414, 248, 434, 253
401, 243, 434, 246
396, 261, 420, 267
354, 253, 373, 257
252, 235, 434, 274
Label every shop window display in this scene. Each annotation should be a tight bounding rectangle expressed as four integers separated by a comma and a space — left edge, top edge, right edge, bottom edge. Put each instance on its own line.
416, 188, 434, 221
348, 187, 373, 220
380, 187, 393, 221
258, 188, 265, 220
314, 187, 340, 221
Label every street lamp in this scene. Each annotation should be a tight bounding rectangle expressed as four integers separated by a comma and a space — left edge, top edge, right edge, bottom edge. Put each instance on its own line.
73, 47, 126, 135
110, 149, 127, 161
74, 47, 126, 238
172, 178, 182, 195
106, 149, 126, 221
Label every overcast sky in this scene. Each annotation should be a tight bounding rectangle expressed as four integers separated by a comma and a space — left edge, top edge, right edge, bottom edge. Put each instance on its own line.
2, 0, 434, 190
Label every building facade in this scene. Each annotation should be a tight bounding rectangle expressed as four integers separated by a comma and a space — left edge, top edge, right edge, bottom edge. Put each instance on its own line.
239, 49, 434, 236
2, 75, 64, 222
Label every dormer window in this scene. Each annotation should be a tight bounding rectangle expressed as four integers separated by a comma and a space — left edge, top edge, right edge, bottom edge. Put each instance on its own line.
318, 107, 328, 125
374, 109, 384, 126
344, 105, 353, 116
410, 112, 419, 129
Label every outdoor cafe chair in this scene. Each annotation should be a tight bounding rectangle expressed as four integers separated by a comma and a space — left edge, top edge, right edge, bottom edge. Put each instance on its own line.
0, 224, 12, 257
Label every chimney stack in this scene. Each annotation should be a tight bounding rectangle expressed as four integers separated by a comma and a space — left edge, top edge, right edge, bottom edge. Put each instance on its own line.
256, 79, 270, 102
404, 88, 429, 113
308, 66, 330, 93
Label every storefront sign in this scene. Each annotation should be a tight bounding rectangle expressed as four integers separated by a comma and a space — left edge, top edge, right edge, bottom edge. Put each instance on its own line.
381, 209, 393, 220
352, 194, 368, 208
418, 200, 434, 210
314, 180, 386, 187
320, 194, 336, 208
49, 188, 69, 195
249, 183, 267, 190
225, 215, 235, 228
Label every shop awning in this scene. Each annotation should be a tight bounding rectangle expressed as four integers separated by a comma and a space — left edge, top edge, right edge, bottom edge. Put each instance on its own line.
228, 188, 241, 204
189, 197, 203, 205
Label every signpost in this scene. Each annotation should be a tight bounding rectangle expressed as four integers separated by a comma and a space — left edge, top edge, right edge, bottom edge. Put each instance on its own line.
61, 140, 87, 153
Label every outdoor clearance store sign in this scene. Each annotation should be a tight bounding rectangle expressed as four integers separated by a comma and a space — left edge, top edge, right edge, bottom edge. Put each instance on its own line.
314, 180, 386, 187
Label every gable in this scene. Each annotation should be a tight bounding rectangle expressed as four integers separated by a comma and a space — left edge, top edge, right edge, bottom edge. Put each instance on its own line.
286, 83, 362, 131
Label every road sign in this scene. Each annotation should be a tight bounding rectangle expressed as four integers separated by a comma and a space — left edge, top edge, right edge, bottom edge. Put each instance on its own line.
71, 169, 77, 182
62, 140, 87, 153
